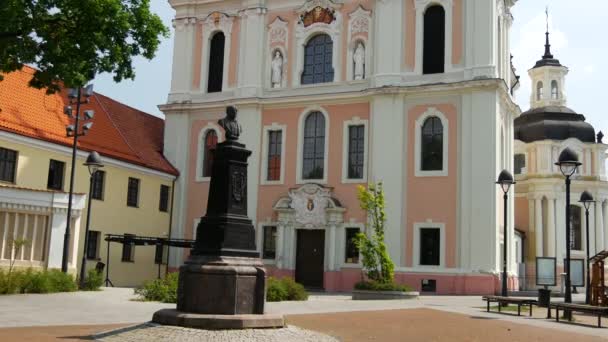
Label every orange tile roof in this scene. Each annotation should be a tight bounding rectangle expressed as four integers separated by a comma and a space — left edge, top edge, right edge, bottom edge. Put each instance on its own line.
0, 66, 178, 176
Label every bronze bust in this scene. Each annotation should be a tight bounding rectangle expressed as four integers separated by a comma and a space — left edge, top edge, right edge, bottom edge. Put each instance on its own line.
218, 106, 242, 141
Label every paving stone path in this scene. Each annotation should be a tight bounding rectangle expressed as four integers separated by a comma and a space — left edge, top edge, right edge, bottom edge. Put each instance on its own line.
95, 323, 339, 342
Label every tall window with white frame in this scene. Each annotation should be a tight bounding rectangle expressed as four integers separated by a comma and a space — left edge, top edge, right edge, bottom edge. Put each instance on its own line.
159, 184, 170, 212
0, 147, 17, 183
262, 226, 277, 260
345, 227, 360, 263
91, 170, 105, 200
267, 130, 282, 181
207, 32, 225, 93
514, 154, 526, 175
302, 34, 334, 85
122, 233, 135, 262
126, 177, 140, 208
302, 112, 326, 180
47, 159, 65, 191
423, 5, 445, 74
202, 130, 218, 178
86, 231, 100, 260
420, 227, 440, 266
348, 125, 365, 180
421, 116, 443, 171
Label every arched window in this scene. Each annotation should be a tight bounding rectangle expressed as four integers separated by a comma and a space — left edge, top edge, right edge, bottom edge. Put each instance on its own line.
207, 32, 225, 93
421, 116, 443, 170
536, 81, 543, 101
202, 130, 218, 177
423, 5, 445, 75
302, 112, 326, 179
302, 34, 334, 85
551, 80, 559, 100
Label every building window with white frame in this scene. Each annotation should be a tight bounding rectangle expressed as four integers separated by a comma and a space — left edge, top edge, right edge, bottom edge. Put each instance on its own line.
347, 125, 365, 179
208, 32, 225, 93
267, 130, 282, 181
421, 117, 444, 171
301, 34, 334, 85
91, 170, 105, 200
514, 154, 526, 175
262, 226, 277, 260
344, 227, 360, 264
419, 227, 441, 266
126, 177, 140, 208
0, 147, 18, 183
47, 159, 65, 191
86, 230, 101, 260
423, 5, 445, 74
202, 130, 218, 178
302, 112, 326, 180
121, 233, 135, 262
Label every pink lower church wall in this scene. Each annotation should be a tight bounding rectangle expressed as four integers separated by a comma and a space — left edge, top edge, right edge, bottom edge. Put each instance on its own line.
266, 266, 517, 295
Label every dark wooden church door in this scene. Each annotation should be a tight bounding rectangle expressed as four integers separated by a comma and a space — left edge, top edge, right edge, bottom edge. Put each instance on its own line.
295, 229, 325, 289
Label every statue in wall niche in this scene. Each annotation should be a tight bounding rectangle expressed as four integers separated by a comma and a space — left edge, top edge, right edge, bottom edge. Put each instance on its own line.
271, 51, 283, 88
218, 105, 242, 141
353, 42, 365, 80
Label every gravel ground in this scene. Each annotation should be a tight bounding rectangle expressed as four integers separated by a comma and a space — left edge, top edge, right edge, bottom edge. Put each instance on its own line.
95, 323, 339, 342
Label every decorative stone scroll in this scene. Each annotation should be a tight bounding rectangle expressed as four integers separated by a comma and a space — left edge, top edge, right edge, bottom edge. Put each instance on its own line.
349, 6, 371, 36
203, 11, 234, 35
299, 6, 336, 27
268, 17, 288, 45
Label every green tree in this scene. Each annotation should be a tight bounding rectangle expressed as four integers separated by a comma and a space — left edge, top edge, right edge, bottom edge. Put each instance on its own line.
0, 0, 168, 92
354, 182, 395, 284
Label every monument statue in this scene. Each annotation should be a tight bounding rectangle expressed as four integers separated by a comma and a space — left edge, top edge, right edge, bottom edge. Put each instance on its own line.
153, 105, 283, 330
271, 51, 283, 88
218, 105, 242, 140
353, 42, 365, 80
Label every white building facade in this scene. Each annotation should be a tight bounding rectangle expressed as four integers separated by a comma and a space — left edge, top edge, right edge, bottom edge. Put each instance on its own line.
162, 0, 520, 294
513, 30, 608, 291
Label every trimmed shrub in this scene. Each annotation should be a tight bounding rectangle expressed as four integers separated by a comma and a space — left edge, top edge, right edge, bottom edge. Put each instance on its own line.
81, 269, 104, 291
266, 277, 308, 302
134, 272, 179, 303
0, 269, 77, 294
354, 280, 412, 292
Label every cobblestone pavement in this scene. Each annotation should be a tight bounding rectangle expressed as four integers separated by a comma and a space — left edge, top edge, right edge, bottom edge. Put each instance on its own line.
95, 323, 339, 342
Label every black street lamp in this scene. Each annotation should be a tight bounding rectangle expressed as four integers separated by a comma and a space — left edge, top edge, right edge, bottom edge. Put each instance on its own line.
79, 151, 104, 289
579, 190, 594, 305
555, 147, 581, 317
61, 85, 95, 273
496, 169, 515, 298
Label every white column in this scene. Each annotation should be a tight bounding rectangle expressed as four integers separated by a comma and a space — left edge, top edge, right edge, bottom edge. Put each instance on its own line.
535, 198, 544, 257
1, 212, 8, 259
11, 213, 19, 261
546, 197, 556, 257
237, 6, 266, 96
555, 196, 566, 264
20, 214, 28, 260
603, 201, 608, 251
373, 0, 403, 85
596, 200, 604, 253
328, 224, 336, 271
30, 215, 38, 262
276, 225, 284, 269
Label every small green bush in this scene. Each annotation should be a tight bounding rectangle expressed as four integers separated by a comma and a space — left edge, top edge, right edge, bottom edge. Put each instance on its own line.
81, 269, 104, 291
134, 272, 179, 303
0, 269, 77, 294
354, 280, 412, 292
266, 277, 308, 302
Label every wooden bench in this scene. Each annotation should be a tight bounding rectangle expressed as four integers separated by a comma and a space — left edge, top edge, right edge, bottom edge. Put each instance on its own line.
482, 296, 536, 316
551, 302, 608, 328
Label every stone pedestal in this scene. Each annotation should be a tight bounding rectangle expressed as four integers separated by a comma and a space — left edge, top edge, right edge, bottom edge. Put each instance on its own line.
153, 136, 283, 329
177, 255, 266, 315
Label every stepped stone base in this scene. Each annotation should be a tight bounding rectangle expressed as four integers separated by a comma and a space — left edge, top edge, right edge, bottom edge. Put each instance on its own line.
152, 309, 285, 330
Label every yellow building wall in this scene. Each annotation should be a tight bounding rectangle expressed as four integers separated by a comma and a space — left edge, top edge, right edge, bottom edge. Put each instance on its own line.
0, 136, 176, 287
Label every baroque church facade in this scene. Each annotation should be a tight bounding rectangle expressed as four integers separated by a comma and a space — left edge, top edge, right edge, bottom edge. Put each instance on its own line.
161, 0, 521, 294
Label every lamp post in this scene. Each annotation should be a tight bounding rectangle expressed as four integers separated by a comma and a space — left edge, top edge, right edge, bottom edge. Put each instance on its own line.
496, 169, 515, 298
579, 190, 594, 305
61, 85, 95, 273
79, 151, 104, 289
555, 147, 581, 317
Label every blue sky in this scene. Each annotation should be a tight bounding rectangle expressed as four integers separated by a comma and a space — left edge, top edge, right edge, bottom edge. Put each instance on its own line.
93, 1, 608, 136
